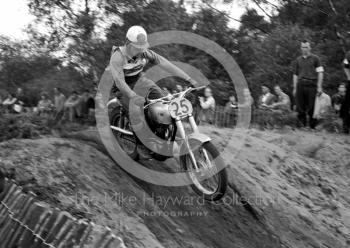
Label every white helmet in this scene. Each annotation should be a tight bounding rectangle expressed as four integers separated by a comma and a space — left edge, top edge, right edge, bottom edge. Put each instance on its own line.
126, 26, 149, 49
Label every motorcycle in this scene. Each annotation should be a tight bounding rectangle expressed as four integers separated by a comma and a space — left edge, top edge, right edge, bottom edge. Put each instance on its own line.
108, 86, 227, 201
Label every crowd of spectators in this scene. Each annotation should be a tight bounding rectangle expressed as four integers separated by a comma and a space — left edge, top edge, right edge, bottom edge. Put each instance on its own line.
0, 87, 95, 123
162, 78, 345, 132
188, 80, 347, 132
172, 40, 349, 134
1, 41, 350, 135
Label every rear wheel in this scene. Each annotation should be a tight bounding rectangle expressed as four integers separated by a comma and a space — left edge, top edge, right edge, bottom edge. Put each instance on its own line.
180, 141, 227, 201
110, 107, 139, 160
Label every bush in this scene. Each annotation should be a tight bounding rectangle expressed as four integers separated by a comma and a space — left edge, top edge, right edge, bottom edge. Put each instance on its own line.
0, 111, 97, 142
253, 109, 299, 129
315, 111, 342, 133
0, 113, 51, 141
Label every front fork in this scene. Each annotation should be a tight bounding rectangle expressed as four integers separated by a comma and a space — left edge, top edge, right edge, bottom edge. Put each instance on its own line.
188, 115, 211, 166
175, 114, 208, 171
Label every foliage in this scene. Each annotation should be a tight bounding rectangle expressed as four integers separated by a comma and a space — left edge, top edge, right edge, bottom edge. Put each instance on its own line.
253, 108, 299, 129
0, 113, 51, 141
0, 0, 349, 109
0, 112, 96, 142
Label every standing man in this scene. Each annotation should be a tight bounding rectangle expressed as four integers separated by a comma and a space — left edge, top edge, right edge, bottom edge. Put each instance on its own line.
64, 91, 82, 122
341, 51, 350, 133
293, 40, 324, 129
53, 87, 66, 122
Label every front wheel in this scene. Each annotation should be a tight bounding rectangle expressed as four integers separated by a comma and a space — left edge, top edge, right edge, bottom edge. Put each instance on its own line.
180, 141, 227, 201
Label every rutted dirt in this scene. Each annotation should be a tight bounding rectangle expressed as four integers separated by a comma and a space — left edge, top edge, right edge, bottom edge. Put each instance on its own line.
0, 126, 349, 248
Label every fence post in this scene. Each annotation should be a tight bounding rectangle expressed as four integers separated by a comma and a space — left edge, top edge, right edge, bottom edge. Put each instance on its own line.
43, 211, 73, 245
78, 222, 94, 247
52, 215, 75, 247
6, 194, 34, 247
1, 193, 28, 246
0, 185, 22, 226
0, 180, 125, 248
17, 202, 51, 247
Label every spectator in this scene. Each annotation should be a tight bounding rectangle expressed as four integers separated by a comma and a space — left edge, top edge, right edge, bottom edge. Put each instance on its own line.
331, 83, 346, 114
198, 86, 216, 124
64, 91, 82, 122
257, 86, 295, 129
54, 87, 66, 121
293, 40, 324, 129
258, 85, 276, 108
80, 90, 95, 118
0, 94, 3, 113
237, 88, 254, 124
14, 87, 27, 113
176, 84, 183, 93
37, 92, 53, 116
269, 85, 291, 112
238, 88, 254, 108
224, 95, 238, 127
162, 87, 170, 95
225, 95, 238, 111
2, 93, 17, 113
313, 92, 331, 121
341, 51, 350, 133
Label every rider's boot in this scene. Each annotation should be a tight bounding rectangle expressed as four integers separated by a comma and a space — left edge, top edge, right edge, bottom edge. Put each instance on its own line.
136, 143, 153, 160
134, 123, 175, 160
137, 136, 174, 160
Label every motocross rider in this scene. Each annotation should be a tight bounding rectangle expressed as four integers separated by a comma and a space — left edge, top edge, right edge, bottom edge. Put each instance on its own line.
108, 26, 195, 158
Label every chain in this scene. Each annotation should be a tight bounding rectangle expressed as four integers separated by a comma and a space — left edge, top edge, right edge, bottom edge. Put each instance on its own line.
1, 200, 56, 248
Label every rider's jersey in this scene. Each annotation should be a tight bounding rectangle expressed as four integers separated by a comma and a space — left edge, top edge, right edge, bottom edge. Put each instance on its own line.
111, 46, 161, 77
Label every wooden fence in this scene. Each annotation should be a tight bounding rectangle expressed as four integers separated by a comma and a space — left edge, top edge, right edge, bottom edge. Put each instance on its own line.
0, 178, 126, 248
209, 106, 299, 129
212, 106, 237, 128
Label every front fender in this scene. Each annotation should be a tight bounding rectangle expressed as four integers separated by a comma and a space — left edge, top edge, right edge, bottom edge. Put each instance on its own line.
177, 132, 212, 159
107, 98, 121, 108
187, 132, 211, 144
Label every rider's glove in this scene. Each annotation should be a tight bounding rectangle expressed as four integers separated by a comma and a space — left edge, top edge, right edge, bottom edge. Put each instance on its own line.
187, 78, 197, 88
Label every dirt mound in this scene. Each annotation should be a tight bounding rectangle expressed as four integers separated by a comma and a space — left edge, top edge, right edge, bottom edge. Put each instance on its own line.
0, 127, 349, 248
209, 127, 350, 248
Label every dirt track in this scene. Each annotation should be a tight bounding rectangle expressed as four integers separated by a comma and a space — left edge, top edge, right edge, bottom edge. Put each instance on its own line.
0, 126, 349, 248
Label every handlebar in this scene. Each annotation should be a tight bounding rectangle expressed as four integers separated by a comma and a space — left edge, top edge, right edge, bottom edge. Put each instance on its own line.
143, 85, 206, 109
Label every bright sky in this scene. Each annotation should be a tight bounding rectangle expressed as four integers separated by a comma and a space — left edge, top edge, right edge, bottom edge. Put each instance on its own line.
0, 0, 34, 39
0, 0, 272, 40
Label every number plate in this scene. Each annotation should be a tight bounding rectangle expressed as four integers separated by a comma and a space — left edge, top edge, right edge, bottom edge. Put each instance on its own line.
169, 98, 193, 118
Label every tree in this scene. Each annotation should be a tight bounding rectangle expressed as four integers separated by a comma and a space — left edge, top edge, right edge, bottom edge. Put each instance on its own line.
1, 0, 347, 106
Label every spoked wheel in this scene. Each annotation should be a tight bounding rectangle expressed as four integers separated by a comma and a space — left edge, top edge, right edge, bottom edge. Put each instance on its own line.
110, 107, 138, 160
180, 141, 227, 201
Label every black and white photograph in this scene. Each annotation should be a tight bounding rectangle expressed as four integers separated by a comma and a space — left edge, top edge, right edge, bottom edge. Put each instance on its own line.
0, 0, 349, 247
